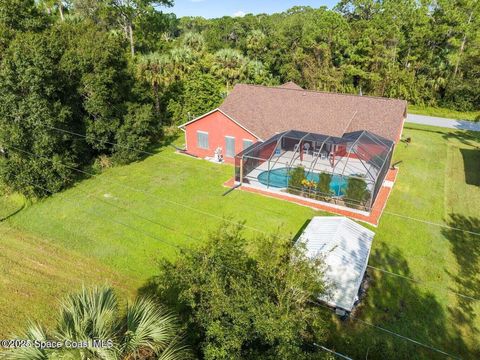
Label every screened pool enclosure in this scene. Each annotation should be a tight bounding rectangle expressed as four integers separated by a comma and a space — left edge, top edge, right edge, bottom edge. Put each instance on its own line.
235, 129, 394, 211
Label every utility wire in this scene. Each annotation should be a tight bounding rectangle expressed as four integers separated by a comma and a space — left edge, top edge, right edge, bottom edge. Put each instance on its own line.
19, 122, 480, 237
6, 182, 360, 359
7, 144, 480, 303
309, 299, 462, 360
367, 265, 480, 302
35, 123, 480, 238
40, 124, 226, 175
21, 179, 463, 360
313, 343, 353, 360
22, 182, 190, 254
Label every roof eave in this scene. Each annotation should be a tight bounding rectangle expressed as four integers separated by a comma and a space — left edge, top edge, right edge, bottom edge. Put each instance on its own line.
178, 108, 264, 142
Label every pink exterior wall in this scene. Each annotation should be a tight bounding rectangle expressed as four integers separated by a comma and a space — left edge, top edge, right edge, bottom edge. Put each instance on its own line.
183, 110, 260, 164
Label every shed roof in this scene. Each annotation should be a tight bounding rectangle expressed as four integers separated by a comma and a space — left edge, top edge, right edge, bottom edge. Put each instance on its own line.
298, 216, 375, 312
218, 83, 407, 142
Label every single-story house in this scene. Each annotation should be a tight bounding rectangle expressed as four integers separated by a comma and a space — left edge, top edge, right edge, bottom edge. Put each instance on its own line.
179, 82, 407, 163
179, 82, 407, 212
297, 216, 375, 314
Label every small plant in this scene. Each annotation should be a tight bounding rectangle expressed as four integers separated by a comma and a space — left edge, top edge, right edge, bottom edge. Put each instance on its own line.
475, 114, 480, 123
316, 172, 333, 201
301, 178, 316, 198
92, 154, 112, 173
344, 178, 370, 209
288, 166, 305, 195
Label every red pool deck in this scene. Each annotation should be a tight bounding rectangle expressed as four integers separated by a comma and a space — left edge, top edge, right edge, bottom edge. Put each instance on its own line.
223, 168, 398, 227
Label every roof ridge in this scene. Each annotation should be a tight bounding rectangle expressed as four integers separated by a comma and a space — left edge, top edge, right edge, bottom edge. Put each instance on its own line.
233, 83, 407, 103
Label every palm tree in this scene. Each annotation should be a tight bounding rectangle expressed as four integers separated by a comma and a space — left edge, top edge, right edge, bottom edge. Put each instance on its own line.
137, 53, 170, 118
182, 32, 205, 53
169, 47, 195, 80
4, 287, 189, 360
246, 30, 266, 60
212, 48, 247, 90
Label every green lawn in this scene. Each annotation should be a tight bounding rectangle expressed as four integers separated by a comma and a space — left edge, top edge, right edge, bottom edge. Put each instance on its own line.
1, 125, 479, 358
0, 192, 24, 220
409, 104, 480, 121
324, 125, 480, 359
0, 226, 139, 337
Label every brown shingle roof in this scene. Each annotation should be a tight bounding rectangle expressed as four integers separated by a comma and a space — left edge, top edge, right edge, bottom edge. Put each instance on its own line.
278, 81, 304, 90
218, 84, 407, 142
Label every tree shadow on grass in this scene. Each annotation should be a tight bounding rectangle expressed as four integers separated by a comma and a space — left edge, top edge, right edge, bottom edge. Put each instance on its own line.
325, 242, 471, 359
403, 125, 480, 148
442, 214, 480, 347
460, 149, 480, 186
442, 129, 480, 148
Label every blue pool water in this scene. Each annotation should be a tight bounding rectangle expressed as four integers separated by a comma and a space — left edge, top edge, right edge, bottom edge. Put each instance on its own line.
257, 167, 348, 196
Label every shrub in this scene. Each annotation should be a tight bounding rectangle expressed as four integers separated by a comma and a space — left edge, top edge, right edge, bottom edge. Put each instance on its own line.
148, 224, 328, 359
344, 177, 370, 209
288, 166, 305, 195
316, 172, 333, 201
92, 154, 112, 173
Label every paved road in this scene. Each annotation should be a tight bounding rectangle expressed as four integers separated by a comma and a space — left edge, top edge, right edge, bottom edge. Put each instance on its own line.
406, 113, 480, 131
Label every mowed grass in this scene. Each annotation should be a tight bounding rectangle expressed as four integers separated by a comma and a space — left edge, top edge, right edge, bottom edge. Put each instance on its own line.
0, 192, 24, 220
409, 104, 480, 121
6, 148, 318, 281
0, 225, 139, 337
325, 124, 480, 359
1, 125, 479, 358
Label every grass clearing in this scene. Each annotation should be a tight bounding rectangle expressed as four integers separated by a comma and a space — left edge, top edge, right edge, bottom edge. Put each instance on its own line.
0, 225, 138, 337
409, 104, 480, 121
325, 124, 480, 359
0, 192, 24, 220
6, 147, 319, 281
1, 125, 479, 358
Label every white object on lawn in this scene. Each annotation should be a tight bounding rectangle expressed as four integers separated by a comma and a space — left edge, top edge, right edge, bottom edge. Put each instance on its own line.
297, 216, 375, 312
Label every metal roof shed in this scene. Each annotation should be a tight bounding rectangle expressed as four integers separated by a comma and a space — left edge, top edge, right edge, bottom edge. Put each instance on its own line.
298, 216, 375, 312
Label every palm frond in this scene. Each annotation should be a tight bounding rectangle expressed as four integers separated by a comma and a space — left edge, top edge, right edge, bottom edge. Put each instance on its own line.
121, 297, 187, 359
56, 286, 119, 342
3, 323, 49, 360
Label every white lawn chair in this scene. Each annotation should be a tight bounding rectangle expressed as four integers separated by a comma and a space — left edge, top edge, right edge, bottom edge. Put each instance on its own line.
303, 142, 311, 155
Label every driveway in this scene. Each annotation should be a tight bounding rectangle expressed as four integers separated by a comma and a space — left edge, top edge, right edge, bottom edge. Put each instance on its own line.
406, 114, 480, 131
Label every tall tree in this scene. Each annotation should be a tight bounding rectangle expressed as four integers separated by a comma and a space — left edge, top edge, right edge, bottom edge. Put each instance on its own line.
182, 31, 205, 53
145, 224, 328, 359
38, 0, 69, 21
137, 52, 170, 117
165, 71, 223, 125
0, 32, 79, 197
246, 29, 266, 60
0, 0, 47, 32
109, 0, 174, 56
212, 48, 247, 89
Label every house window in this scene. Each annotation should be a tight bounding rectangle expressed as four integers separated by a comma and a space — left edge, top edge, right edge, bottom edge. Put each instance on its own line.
197, 131, 209, 149
225, 136, 236, 158
242, 139, 254, 150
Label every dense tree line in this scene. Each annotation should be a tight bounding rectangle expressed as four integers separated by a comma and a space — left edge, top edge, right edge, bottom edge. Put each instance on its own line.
0, 0, 172, 197
178, 1, 479, 110
0, 0, 479, 197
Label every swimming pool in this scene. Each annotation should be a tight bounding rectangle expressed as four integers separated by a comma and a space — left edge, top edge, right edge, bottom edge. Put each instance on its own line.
257, 167, 348, 196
